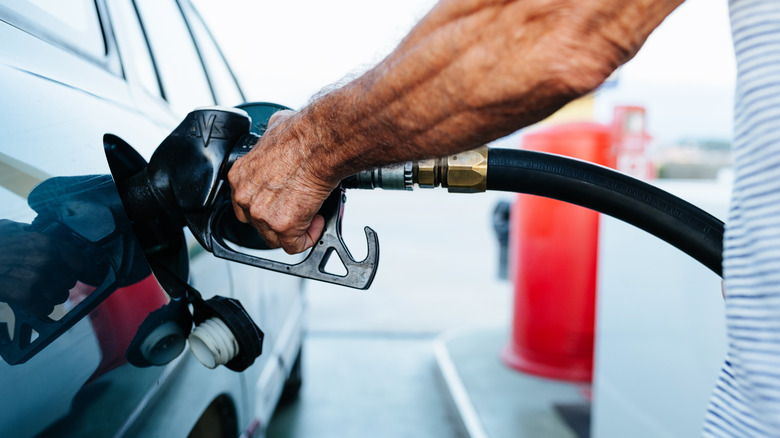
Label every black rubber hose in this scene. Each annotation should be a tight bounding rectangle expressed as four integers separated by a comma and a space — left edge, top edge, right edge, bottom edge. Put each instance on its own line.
486, 148, 724, 276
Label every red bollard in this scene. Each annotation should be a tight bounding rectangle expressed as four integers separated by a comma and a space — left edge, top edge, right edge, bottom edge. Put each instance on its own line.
501, 122, 615, 382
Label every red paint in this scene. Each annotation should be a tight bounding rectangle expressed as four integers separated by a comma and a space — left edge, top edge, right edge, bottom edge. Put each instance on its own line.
79, 274, 169, 381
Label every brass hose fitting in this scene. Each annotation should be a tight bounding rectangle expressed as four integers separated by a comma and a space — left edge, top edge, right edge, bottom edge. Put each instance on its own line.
415, 158, 440, 189
442, 145, 488, 193
413, 146, 488, 192
344, 146, 488, 193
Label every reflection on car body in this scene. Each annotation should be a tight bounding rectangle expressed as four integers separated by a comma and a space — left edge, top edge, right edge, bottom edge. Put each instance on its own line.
0, 0, 305, 437
0, 174, 152, 365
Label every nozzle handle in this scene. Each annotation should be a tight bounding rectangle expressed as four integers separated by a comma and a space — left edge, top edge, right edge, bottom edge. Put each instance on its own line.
204, 187, 379, 290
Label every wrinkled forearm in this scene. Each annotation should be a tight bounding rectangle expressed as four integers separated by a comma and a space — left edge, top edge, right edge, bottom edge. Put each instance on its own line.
296, 0, 683, 184
228, 0, 684, 254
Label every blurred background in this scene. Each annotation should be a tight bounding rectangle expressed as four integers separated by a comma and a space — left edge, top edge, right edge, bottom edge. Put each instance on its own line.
192, 1, 734, 437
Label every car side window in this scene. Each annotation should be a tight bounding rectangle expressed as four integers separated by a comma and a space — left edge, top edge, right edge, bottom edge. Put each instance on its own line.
0, 0, 105, 61
186, 8, 244, 106
133, 0, 214, 117
108, 0, 161, 98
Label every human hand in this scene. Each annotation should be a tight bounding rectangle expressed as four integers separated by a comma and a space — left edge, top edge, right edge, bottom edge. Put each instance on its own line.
0, 219, 84, 316
228, 110, 338, 254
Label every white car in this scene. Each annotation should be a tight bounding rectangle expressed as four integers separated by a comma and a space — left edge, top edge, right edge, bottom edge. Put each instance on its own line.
0, 1, 305, 436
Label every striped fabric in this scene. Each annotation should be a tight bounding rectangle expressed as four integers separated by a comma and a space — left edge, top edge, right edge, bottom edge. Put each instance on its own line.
703, 1, 780, 436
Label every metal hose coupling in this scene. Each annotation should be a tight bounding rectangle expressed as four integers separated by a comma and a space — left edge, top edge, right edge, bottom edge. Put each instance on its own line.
344, 146, 488, 193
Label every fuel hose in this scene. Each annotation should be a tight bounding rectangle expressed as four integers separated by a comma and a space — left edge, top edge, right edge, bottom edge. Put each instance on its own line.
346, 147, 725, 277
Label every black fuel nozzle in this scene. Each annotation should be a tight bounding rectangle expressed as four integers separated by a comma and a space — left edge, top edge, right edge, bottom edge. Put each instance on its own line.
109, 103, 379, 290
116, 106, 257, 224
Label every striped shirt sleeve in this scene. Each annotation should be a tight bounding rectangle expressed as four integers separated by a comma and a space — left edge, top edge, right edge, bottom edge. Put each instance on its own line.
704, 1, 780, 436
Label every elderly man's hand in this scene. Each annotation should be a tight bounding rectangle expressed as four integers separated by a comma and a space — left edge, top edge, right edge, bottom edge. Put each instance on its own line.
228, 110, 336, 254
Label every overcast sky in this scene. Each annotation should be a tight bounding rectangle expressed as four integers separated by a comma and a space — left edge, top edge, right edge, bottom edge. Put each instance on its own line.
194, 0, 736, 143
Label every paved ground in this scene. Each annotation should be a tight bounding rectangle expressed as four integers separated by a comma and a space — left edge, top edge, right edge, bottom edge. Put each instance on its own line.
265, 189, 578, 437
266, 189, 511, 437
436, 328, 587, 438
267, 334, 463, 438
